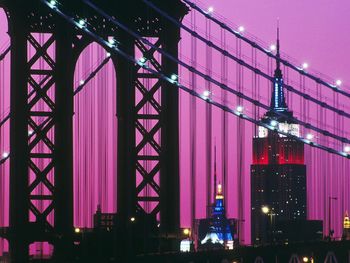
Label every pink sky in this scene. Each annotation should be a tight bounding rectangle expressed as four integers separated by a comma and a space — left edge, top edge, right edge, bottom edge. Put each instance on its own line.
1, 0, 350, 254
198, 0, 350, 87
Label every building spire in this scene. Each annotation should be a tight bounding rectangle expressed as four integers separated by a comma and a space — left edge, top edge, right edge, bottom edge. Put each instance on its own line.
270, 19, 288, 111
274, 19, 282, 78
276, 19, 281, 71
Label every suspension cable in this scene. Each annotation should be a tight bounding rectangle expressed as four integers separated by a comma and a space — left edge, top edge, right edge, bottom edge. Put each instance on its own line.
79, 0, 350, 148
39, 0, 350, 160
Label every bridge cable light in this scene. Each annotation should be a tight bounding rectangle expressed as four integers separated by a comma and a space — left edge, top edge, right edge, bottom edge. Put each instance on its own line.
49, 0, 57, 7
306, 133, 314, 140
336, 79, 342, 86
302, 62, 309, 70
238, 26, 245, 33
202, 90, 211, 99
207, 6, 214, 14
270, 120, 278, 127
78, 19, 86, 27
139, 57, 147, 64
270, 44, 277, 51
170, 74, 178, 83
236, 105, 244, 113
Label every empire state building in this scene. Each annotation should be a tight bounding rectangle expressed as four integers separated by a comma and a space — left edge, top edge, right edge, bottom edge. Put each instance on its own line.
250, 27, 307, 245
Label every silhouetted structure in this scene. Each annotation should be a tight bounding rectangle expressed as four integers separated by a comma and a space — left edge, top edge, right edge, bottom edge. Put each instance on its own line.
1, 0, 187, 261
251, 28, 307, 245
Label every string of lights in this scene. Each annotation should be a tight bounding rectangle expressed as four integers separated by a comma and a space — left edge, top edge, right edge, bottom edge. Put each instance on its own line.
182, 0, 348, 98
143, 0, 350, 120
38, 0, 350, 160
81, 0, 350, 148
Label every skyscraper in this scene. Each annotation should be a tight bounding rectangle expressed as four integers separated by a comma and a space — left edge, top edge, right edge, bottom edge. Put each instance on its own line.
251, 26, 307, 245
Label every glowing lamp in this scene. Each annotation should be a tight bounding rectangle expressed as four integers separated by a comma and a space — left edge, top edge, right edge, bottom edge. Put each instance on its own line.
302, 62, 309, 69
306, 133, 314, 140
336, 79, 342, 86
238, 26, 245, 33
79, 80, 85, 85
108, 38, 116, 46
130, 217, 135, 222
2, 152, 9, 158
74, 227, 81, 233
139, 57, 147, 64
344, 146, 350, 153
170, 74, 178, 82
270, 44, 276, 51
207, 6, 214, 13
302, 257, 309, 262
203, 90, 211, 98
49, 0, 56, 6
183, 228, 190, 236
28, 130, 34, 136
270, 120, 278, 127
78, 19, 86, 27
261, 206, 270, 214
236, 105, 244, 113
106, 52, 111, 57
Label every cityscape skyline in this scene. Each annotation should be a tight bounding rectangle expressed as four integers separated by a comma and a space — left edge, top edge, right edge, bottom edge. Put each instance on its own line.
0, 0, 349, 259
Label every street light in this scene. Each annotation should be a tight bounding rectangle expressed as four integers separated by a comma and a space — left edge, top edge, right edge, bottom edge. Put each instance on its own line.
262, 206, 274, 244
328, 196, 337, 239
261, 206, 270, 214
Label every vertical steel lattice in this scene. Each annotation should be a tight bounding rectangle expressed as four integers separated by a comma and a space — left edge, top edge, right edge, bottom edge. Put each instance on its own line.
8, 3, 74, 261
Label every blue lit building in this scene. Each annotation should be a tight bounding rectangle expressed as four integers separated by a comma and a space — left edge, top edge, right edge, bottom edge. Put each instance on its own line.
197, 184, 236, 250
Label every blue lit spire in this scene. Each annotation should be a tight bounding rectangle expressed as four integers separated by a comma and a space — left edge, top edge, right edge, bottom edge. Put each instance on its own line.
270, 22, 288, 111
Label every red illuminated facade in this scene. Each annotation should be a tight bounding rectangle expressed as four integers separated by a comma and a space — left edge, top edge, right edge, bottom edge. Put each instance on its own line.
250, 30, 307, 245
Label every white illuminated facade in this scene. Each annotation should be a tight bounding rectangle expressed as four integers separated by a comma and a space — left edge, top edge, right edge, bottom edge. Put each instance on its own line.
258, 122, 300, 138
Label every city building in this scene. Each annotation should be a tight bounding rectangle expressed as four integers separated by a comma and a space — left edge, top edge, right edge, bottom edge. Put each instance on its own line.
251, 27, 308, 245
197, 183, 236, 250
342, 211, 350, 240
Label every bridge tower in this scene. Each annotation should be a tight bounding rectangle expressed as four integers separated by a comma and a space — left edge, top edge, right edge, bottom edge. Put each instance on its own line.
1, 0, 187, 260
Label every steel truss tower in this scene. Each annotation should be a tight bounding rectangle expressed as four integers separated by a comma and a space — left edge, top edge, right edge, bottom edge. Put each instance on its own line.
1, 0, 187, 261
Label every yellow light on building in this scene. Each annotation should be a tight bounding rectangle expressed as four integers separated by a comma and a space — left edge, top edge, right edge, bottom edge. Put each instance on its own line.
183, 228, 190, 236
261, 206, 270, 214
344, 211, 350, 229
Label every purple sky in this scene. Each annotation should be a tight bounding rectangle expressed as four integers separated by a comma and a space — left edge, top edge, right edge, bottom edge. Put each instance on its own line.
1, 1, 350, 254
199, 0, 350, 87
